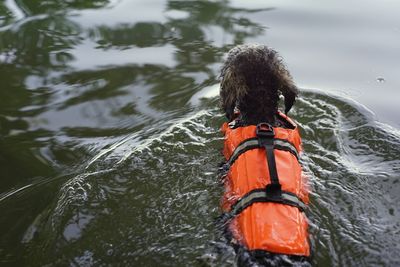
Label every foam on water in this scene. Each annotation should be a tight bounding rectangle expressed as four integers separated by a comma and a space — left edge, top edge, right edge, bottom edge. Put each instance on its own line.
11, 91, 398, 266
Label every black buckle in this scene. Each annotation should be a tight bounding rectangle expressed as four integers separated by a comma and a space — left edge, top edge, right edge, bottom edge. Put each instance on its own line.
265, 183, 282, 199
256, 123, 274, 138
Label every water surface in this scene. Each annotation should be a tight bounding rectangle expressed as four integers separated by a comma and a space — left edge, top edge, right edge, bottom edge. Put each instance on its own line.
0, 0, 399, 266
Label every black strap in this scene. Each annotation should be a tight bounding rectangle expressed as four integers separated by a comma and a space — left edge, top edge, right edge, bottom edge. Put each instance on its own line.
222, 137, 299, 173
256, 123, 282, 195
228, 188, 307, 218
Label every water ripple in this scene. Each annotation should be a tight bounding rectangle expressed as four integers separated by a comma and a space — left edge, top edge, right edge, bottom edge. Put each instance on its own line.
13, 91, 400, 266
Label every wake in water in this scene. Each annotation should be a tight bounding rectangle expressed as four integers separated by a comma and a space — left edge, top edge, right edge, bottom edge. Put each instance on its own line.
297, 92, 400, 267
2, 89, 399, 266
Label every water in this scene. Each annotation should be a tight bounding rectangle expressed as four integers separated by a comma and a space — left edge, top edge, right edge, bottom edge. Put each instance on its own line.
0, 0, 399, 266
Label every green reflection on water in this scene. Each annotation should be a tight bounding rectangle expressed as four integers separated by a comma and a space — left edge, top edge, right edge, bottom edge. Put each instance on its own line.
1, 0, 399, 266
0, 0, 271, 266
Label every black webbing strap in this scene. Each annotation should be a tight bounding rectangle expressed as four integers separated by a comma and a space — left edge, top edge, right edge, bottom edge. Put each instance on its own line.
228, 188, 307, 218
222, 133, 299, 174
256, 123, 281, 193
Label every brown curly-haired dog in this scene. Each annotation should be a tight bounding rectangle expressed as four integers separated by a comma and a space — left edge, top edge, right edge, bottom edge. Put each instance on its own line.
218, 44, 310, 266
220, 44, 298, 124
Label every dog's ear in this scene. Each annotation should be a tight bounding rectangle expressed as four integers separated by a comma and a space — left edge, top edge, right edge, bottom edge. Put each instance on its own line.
281, 85, 298, 114
220, 74, 236, 121
273, 59, 298, 114
220, 92, 235, 121
220, 68, 248, 121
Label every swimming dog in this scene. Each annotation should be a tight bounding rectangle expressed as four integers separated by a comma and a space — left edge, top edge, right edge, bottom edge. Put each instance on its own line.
219, 44, 310, 266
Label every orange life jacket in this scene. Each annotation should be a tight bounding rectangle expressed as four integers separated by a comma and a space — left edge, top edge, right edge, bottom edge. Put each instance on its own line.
221, 112, 310, 256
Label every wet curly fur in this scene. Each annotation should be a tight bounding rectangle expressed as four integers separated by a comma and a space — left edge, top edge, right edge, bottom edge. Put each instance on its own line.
220, 44, 298, 124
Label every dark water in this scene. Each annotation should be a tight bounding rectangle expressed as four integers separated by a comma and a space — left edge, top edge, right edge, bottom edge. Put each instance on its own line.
1, 0, 399, 266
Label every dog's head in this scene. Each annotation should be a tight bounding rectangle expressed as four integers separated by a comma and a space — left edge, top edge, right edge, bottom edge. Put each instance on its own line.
219, 44, 298, 123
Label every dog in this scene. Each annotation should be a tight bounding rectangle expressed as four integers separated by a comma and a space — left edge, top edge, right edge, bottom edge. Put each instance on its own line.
218, 44, 311, 266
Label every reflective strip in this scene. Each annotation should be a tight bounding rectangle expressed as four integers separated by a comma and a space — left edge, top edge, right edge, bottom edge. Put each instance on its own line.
226, 138, 259, 166
230, 189, 307, 217
226, 138, 299, 168
274, 139, 299, 159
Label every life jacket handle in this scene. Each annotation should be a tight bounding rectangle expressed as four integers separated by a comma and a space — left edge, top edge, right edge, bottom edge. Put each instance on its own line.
256, 122, 274, 138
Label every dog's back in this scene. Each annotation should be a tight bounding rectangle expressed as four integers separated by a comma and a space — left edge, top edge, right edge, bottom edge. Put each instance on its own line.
220, 112, 310, 259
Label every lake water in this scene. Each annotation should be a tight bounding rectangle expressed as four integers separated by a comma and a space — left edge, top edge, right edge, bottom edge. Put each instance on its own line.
0, 0, 399, 266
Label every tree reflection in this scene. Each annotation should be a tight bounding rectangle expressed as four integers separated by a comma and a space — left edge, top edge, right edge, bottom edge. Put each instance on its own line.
59, 0, 270, 114
0, 0, 274, 190
0, 1, 273, 263
14, 0, 110, 16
